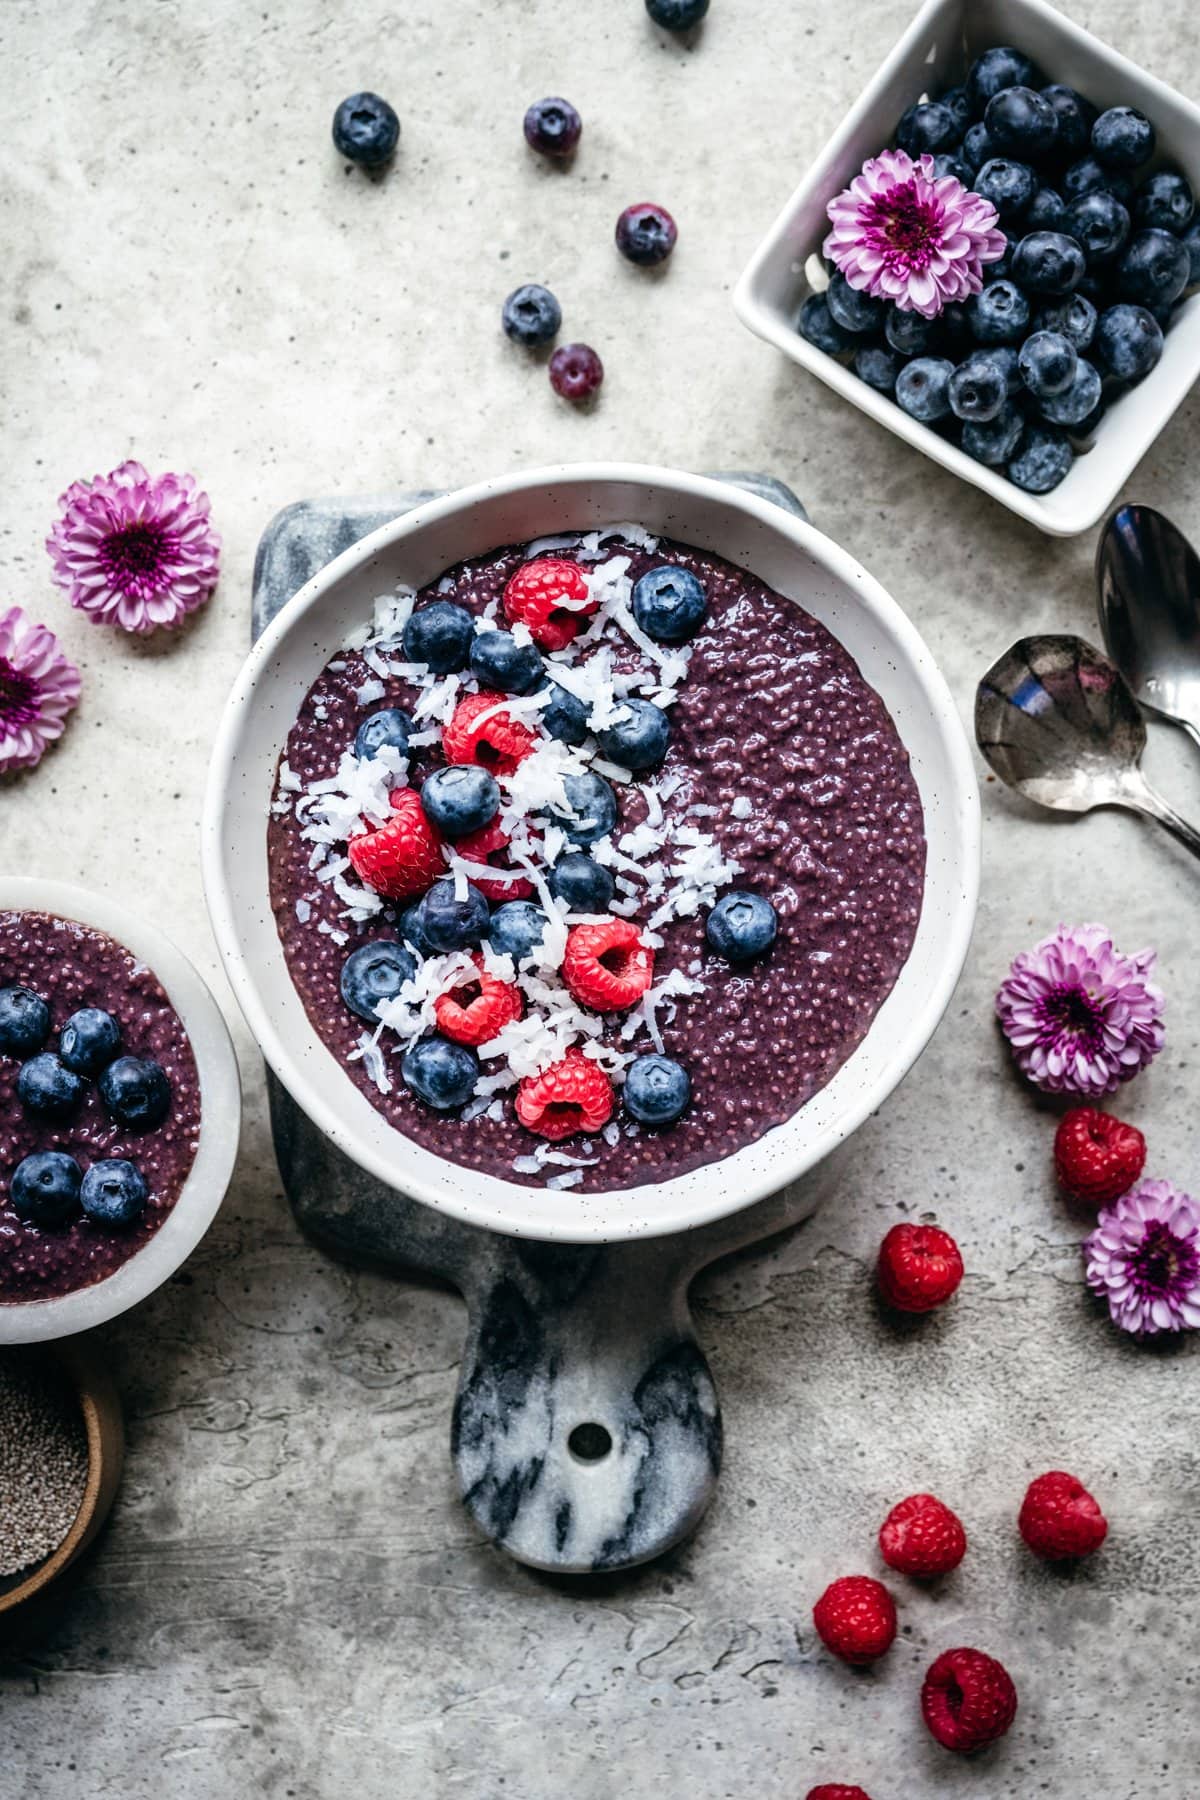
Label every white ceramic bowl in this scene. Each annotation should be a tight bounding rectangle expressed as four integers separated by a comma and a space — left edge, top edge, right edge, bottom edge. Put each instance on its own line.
202, 463, 979, 1244
733, 0, 1200, 537
0, 880, 241, 1344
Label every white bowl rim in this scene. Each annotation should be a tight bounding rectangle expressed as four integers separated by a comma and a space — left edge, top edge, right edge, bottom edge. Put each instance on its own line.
202, 461, 980, 1244
0, 878, 241, 1343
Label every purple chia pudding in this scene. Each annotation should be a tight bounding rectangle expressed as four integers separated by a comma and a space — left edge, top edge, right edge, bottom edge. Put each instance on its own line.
267, 530, 926, 1193
0, 911, 201, 1302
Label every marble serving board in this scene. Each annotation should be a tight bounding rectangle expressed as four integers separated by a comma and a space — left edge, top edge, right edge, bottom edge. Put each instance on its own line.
253, 474, 855, 1577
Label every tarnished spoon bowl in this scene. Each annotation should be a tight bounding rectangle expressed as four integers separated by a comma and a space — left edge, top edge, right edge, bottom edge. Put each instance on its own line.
1097, 504, 1200, 746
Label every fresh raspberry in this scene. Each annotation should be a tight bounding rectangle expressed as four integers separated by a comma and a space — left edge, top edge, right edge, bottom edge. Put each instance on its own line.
562, 919, 655, 1013
1018, 1471, 1108, 1561
347, 788, 446, 901
1054, 1107, 1146, 1205
502, 557, 597, 651
433, 958, 523, 1048
806, 1788, 873, 1800
879, 1493, 967, 1578
453, 819, 534, 902
921, 1647, 1017, 1753
877, 1223, 964, 1313
515, 1049, 614, 1141
442, 691, 538, 775
811, 1575, 897, 1666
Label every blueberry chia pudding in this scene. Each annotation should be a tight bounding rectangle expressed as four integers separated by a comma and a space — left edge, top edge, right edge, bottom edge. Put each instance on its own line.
267, 526, 926, 1193
0, 911, 201, 1302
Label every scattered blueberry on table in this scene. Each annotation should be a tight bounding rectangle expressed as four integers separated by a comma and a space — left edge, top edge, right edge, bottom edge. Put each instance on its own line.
331, 92, 400, 168
523, 96, 582, 160
644, 0, 709, 30
615, 202, 678, 267
802, 43, 1198, 495
548, 342, 604, 402
501, 284, 562, 347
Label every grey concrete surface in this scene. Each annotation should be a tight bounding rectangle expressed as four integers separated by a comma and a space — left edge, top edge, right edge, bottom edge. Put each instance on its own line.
2, 1, 1198, 1795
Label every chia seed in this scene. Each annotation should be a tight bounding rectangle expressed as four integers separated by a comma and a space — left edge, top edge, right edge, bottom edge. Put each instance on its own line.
0, 1350, 88, 1579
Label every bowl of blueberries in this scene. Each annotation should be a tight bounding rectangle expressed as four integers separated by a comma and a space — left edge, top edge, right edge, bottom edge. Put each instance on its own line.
734, 0, 1200, 534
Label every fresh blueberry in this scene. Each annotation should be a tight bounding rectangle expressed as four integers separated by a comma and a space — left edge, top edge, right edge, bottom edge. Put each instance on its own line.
332, 93, 400, 168
402, 601, 474, 673
1033, 293, 1097, 351
645, 0, 709, 29
397, 902, 435, 958
948, 351, 1008, 422
895, 356, 955, 422
991, 344, 1022, 393
523, 96, 582, 159
1040, 84, 1096, 158
0, 986, 50, 1057
932, 153, 975, 188
469, 630, 543, 694
354, 707, 412, 762
594, 699, 670, 772
80, 1159, 148, 1228
549, 342, 604, 401
798, 292, 855, 357
59, 1008, 121, 1077
548, 852, 616, 913
1092, 106, 1155, 171
854, 344, 901, 393
1134, 170, 1195, 235
825, 272, 884, 335
1062, 156, 1133, 205
401, 1035, 480, 1111
421, 879, 490, 951
539, 681, 590, 746
1018, 329, 1078, 397
1025, 186, 1066, 231
1095, 303, 1165, 382
623, 1054, 692, 1127
551, 772, 618, 846
967, 280, 1031, 344
1117, 229, 1191, 307
896, 99, 960, 158
488, 900, 548, 962
420, 765, 500, 840
1011, 230, 1086, 295
1038, 357, 1102, 426
984, 86, 1058, 158
884, 305, 938, 356
17, 1052, 84, 1119
975, 158, 1038, 221
10, 1150, 82, 1226
961, 402, 1026, 466
982, 239, 1014, 285
632, 564, 708, 642
1008, 423, 1073, 492
615, 202, 677, 267
936, 85, 972, 137
961, 122, 999, 176
966, 47, 1039, 117
1064, 191, 1130, 264
706, 891, 778, 963
501, 284, 562, 347
339, 940, 417, 1024
98, 1056, 172, 1129
1180, 219, 1200, 286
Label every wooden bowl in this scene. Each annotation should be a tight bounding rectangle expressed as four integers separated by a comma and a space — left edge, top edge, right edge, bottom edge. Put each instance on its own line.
0, 1335, 124, 1615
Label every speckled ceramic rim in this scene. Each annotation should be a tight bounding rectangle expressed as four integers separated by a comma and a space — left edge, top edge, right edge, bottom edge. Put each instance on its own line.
202, 462, 979, 1244
0, 879, 242, 1343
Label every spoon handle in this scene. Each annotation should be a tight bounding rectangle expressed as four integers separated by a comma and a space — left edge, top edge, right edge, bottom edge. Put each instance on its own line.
1126, 781, 1200, 862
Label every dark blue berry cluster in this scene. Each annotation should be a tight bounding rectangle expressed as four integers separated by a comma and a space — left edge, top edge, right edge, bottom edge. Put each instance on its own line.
801, 44, 1197, 495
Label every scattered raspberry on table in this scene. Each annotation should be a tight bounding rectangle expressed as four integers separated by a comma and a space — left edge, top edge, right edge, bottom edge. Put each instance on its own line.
1019, 1470, 1108, 1560
806, 1787, 874, 1800
879, 1492, 967, 1577
1054, 1107, 1146, 1205
812, 1575, 897, 1666
921, 1646, 1018, 1752
877, 1222, 964, 1312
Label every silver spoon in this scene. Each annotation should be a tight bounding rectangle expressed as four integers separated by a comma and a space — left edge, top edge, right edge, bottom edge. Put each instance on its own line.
1096, 503, 1200, 751
974, 633, 1200, 861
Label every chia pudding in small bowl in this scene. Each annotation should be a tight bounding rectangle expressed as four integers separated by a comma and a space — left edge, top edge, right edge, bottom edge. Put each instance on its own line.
0, 880, 241, 1343
206, 468, 978, 1243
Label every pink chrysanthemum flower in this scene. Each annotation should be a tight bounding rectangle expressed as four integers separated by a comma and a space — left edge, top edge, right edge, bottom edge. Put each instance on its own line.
824, 148, 1006, 317
0, 606, 82, 773
995, 923, 1164, 1098
46, 459, 221, 634
1085, 1179, 1200, 1338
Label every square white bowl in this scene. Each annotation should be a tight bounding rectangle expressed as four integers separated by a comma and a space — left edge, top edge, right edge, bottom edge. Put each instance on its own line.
733, 0, 1200, 537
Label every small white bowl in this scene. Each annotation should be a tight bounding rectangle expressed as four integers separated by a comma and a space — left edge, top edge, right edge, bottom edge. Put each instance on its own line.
0, 879, 241, 1344
733, 0, 1200, 537
202, 463, 979, 1246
